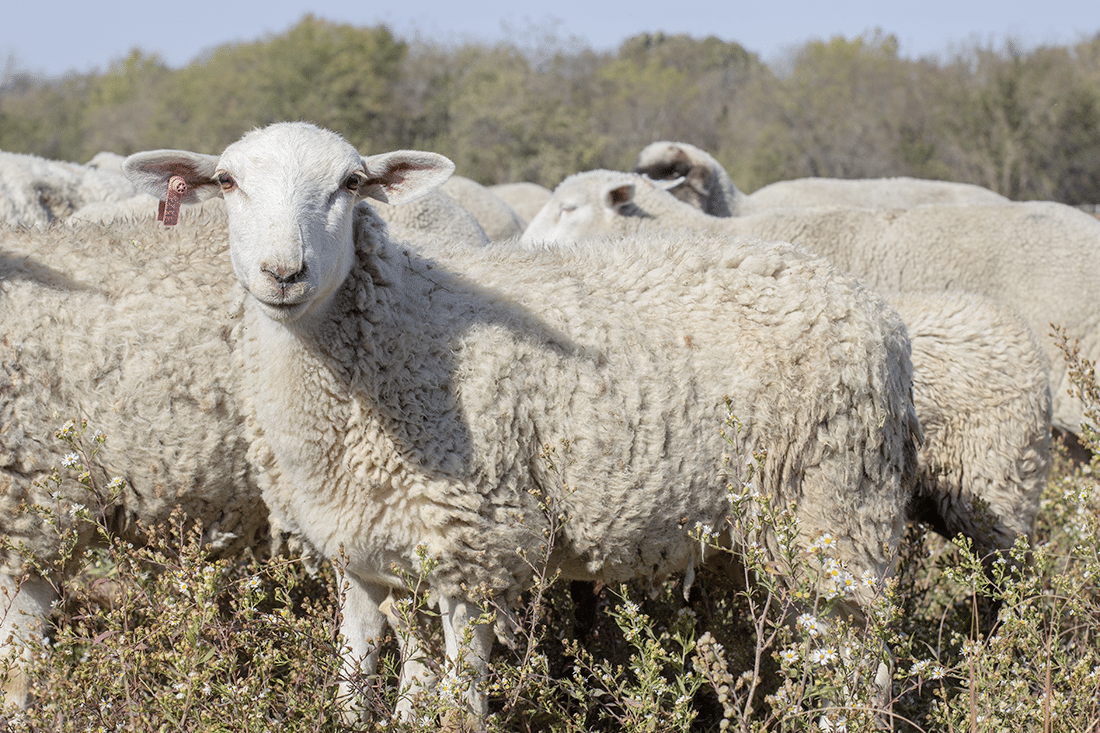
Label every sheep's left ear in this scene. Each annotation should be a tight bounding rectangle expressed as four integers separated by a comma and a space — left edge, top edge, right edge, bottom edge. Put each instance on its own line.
360, 151, 455, 206
122, 151, 223, 203
603, 182, 636, 213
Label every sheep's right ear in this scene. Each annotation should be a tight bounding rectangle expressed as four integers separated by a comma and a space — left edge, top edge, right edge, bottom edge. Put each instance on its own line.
603, 182, 636, 213
360, 151, 455, 206
122, 151, 223, 203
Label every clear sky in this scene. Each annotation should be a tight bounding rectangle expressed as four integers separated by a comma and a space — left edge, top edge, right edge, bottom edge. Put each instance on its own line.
4, 0, 1099, 80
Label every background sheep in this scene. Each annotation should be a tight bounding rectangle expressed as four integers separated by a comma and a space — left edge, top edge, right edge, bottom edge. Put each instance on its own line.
521, 170, 1092, 438
633, 141, 1007, 216
370, 189, 489, 247
742, 175, 1010, 212
0, 208, 269, 707
633, 140, 746, 216
439, 174, 526, 240
522, 171, 1056, 566
0, 151, 138, 227
892, 292, 1051, 563
488, 181, 553, 226
124, 121, 920, 719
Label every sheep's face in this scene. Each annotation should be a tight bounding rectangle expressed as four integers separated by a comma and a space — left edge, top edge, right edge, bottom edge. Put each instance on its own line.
216, 124, 366, 324
123, 122, 455, 325
520, 171, 637, 246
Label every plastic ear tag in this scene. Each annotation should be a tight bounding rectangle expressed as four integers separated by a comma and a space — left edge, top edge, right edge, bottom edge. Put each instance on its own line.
158, 175, 189, 226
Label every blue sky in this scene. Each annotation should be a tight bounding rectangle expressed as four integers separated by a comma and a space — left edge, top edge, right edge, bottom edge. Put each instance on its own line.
5, 0, 1100, 79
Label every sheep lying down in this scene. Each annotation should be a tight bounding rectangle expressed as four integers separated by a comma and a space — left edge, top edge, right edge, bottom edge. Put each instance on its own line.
124, 122, 919, 719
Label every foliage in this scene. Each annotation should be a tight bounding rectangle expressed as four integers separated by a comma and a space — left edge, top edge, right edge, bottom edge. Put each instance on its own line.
7, 373, 1100, 732
3, 18, 1097, 202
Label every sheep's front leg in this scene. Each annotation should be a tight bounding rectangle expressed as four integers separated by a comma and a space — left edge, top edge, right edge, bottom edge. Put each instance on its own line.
438, 595, 493, 722
336, 571, 390, 717
0, 574, 57, 709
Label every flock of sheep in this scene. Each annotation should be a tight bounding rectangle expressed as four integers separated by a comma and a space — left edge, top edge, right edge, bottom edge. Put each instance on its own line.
1, 123, 1097, 722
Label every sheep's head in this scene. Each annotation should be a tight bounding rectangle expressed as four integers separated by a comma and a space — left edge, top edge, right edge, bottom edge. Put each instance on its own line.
519, 170, 644, 246
123, 122, 454, 324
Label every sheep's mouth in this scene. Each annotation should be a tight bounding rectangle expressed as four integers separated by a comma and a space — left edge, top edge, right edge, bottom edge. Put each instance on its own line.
254, 298, 311, 322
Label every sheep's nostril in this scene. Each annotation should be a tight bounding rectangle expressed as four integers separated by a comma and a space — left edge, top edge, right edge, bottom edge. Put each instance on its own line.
262, 263, 306, 285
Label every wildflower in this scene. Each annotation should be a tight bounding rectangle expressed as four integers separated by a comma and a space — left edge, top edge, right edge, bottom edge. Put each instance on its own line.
107, 476, 126, 492
68, 503, 85, 517
818, 714, 848, 732
61, 453, 80, 468
929, 665, 947, 680
910, 659, 932, 676
811, 533, 838, 553
57, 420, 76, 439
809, 646, 839, 666
796, 612, 826, 637
836, 571, 857, 594
778, 648, 799, 665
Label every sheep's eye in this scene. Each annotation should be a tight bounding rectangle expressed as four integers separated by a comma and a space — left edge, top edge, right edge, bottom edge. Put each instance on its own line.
343, 173, 364, 192
218, 173, 236, 192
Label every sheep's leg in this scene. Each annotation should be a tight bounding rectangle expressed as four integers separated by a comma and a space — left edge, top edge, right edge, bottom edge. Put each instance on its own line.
0, 574, 57, 709
438, 594, 493, 722
336, 572, 390, 717
380, 593, 438, 720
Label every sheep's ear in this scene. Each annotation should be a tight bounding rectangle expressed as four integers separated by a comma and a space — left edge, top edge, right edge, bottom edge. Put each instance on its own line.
122, 151, 223, 203
360, 151, 455, 206
603, 182, 636, 213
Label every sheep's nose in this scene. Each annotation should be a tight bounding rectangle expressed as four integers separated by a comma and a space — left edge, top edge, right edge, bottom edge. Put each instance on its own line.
262, 262, 306, 285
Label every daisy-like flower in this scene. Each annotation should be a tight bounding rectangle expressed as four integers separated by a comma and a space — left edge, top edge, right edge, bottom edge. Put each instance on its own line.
811, 533, 838, 553
929, 665, 947, 680
910, 659, 932, 676
61, 453, 80, 468
778, 648, 799, 665
796, 612, 820, 635
809, 646, 839, 666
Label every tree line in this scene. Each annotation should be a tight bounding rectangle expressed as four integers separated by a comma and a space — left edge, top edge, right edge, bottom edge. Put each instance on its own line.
2, 15, 1099, 203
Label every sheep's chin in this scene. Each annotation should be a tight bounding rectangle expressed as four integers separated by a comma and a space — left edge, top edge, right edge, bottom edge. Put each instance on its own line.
252, 298, 312, 323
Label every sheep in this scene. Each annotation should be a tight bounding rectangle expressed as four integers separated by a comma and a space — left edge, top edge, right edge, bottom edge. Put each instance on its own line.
522, 170, 1090, 436
0, 207, 270, 707
0, 150, 138, 227
370, 189, 489, 247
522, 170, 1055, 562
633, 141, 747, 216
439, 174, 525, 240
487, 181, 552, 225
633, 141, 1007, 216
742, 176, 1009, 212
85, 151, 128, 174
123, 121, 921, 720
890, 292, 1051, 562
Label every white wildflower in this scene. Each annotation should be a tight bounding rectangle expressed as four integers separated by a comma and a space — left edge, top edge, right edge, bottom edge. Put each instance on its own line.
809, 646, 838, 666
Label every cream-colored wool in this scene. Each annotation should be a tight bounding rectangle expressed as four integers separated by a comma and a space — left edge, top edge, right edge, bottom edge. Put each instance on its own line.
439, 174, 525, 241
742, 176, 1008, 212
522, 171, 1057, 560
523, 170, 1089, 434
0, 206, 269, 705
369, 190, 489, 247
0, 150, 138, 227
892, 292, 1051, 560
488, 181, 553, 225
125, 122, 920, 720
